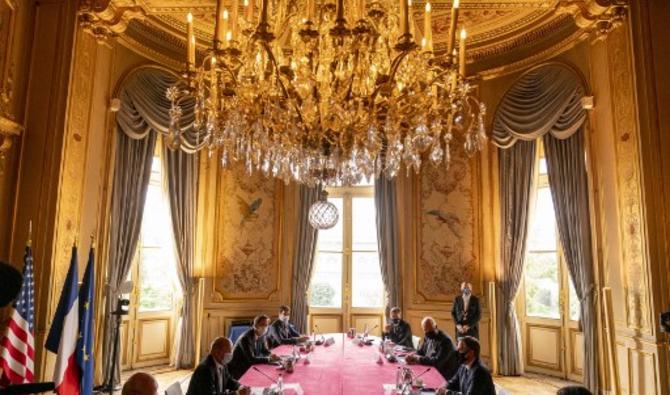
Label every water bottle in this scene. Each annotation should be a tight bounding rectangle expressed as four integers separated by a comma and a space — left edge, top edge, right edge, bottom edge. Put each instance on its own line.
395, 367, 402, 390
277, 373, 284, 393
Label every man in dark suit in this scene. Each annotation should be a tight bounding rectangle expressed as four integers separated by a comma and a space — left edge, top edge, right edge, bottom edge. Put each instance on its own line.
228, 315, 280, 379
437, 336, 495, 395
186, 337, 250, 395
405, 317, 459, 381
452, 282, 481, 339
268, 305, 309, 347
382, 306, 414, 349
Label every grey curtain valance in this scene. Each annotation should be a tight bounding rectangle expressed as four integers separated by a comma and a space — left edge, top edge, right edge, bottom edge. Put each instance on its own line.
116, 68, 198, 149
103, 67, 199, 374
492, 64, 587, 148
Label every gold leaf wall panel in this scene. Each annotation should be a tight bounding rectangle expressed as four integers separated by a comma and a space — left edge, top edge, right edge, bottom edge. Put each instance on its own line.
415, 142, 479, 302
606, 26, 651, 333
213, 165, 282, 301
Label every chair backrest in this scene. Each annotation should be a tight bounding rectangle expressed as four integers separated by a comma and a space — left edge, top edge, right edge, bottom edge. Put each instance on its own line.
164, 381, 183, 395
412, 335, 421, 350
229, 323, 252, 344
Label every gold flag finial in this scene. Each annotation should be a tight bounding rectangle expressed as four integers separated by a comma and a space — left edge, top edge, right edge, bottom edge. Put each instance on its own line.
90, 233, 96, 249
27, 220, 33, 247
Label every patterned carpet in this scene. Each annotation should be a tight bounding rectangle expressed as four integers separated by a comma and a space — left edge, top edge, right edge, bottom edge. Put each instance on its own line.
121, 366, 578, 394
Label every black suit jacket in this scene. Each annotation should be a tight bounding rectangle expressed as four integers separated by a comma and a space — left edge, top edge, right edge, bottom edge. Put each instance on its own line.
228, 329, 272, 379
451, 294, 481, 339
445, 360, 496, 395
382, 319, 414, 349
268, 319, 301, 347
416, 330, 459, 380
186, 355, 241, 395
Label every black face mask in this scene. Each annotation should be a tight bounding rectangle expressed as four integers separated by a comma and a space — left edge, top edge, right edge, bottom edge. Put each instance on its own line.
425, 331, 437, 340
391, 318, 400, 324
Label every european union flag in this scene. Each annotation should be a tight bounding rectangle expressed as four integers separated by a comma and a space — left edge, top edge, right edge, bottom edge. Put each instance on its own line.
77, 246, 95, 395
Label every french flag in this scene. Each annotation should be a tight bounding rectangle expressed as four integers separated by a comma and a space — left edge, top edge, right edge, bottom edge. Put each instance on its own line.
45, 246, 80, 395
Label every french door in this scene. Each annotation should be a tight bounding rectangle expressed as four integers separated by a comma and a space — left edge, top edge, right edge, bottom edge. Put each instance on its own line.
518, 146, 583, 381
119, 144, 179, 370
308, 182, 385, 336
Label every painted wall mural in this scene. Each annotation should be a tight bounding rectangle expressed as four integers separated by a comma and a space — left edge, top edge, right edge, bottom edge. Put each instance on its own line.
213, 164, 281, 301
416, 141, 479, 302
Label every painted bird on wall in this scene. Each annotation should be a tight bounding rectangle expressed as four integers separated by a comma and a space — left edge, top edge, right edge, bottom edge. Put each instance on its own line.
426, 209, 461, 237
237, 195, 263, 226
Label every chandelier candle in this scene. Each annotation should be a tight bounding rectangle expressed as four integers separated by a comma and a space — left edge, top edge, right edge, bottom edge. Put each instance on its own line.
400, 0, 410, 37
186, 12, 195, 65
459, 28, 466, 76
424, 2, 432, 52
447, 0, 460, 57
231, 0, 239, 41
244, 0, 254, 23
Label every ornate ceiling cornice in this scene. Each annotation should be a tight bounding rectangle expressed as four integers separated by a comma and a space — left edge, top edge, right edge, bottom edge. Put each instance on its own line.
557, 0, 627, 40
77, 0, 147, 41
77, 0, 628, 75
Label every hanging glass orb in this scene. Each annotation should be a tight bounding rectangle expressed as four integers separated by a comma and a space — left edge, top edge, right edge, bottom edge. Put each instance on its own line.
309, 191, 339, 230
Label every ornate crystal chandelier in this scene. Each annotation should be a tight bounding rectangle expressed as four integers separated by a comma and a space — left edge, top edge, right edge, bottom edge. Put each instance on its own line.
167, 0, 486, 186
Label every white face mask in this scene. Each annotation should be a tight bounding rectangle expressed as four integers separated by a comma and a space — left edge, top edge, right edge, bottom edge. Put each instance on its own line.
223, 353, 233, 364
281, 316, 290, 323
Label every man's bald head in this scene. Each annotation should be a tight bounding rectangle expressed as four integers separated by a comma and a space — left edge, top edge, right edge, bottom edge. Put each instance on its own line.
210, 336, 233, 364
121, 372, 158, 395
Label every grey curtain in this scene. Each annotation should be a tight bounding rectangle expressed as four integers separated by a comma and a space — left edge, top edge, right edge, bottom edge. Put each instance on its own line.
290, 184, 322, 333
543, 130, 597, 392
492, 64, 586, 148
102, 127, 157, 383
163, 144, 199, 369
103, 67, 197, 379
375, 175, 401, 317
496, 140, 536, 376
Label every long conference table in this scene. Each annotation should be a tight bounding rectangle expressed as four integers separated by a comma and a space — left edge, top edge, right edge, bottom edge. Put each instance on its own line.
239, 333, 447, 394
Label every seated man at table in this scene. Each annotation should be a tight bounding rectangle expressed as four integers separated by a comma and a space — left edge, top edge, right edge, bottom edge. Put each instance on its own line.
268, 305, 309, 347
405, 317, 459, 381
382, 306, 414, 349
228, 314, 281, 379
437, 336, 495, 395
186, 336, 251, 395
121, 372, 159, 395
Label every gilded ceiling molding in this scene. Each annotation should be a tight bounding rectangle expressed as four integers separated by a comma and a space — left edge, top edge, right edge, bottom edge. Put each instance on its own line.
557, 0, 628, 40
77, 0, 146, 41
478, 29, 587, 80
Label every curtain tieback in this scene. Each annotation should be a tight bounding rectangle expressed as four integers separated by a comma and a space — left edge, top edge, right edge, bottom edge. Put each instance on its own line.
579, 284, 595, 303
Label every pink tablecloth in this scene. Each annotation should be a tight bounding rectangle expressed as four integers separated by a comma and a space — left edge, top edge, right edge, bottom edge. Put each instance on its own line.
239, 333, 446, 394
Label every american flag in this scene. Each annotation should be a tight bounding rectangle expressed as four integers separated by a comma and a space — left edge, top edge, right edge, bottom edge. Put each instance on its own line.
0, 247, 35, 387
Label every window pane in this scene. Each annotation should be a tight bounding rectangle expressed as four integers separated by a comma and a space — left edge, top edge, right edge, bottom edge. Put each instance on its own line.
527, 187, 557, 251
316, 198, 344, 252
141, 184, 171, 247
538, 158, 548, 175
309, 252, 342, 307
568, 277, 580, 322
138, 248, 174, 312
352, 197, 378, 251
352, 252, 383, 308
524, 252, 560, 319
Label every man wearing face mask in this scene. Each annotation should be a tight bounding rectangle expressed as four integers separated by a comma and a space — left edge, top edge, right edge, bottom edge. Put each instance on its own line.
228, 315, 280, 379
268, 305, 309, 347
405, 317, 459, 380
436, 336, 495, 395
451, 282, 481, 340
382, 307, 414, 349
186, 337, 251, 395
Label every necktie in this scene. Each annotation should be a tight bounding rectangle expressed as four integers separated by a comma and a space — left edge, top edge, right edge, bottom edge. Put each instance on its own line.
217, 366, 224, 393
